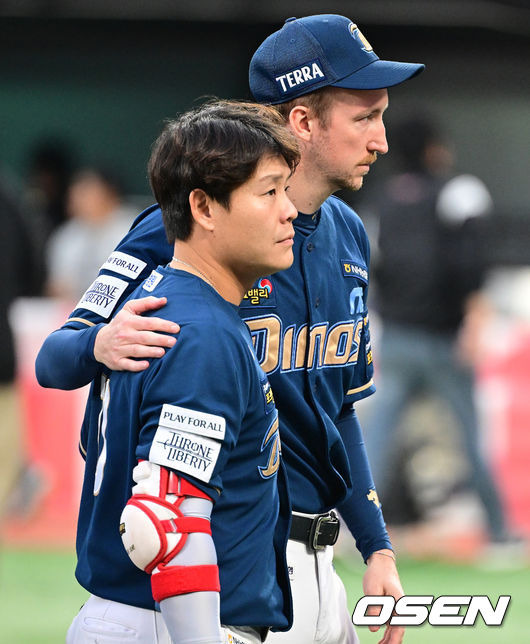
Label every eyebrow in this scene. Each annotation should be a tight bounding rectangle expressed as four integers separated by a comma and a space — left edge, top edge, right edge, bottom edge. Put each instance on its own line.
256, 172, 291, 183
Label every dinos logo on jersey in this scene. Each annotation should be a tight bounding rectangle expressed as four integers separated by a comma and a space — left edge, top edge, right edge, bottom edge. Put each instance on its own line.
246, 314, 364, 374
242, 278, 275, 306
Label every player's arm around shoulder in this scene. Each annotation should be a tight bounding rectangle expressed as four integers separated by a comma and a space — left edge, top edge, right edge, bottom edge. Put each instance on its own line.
35, 205, 177, 387
93, 206, 179, 372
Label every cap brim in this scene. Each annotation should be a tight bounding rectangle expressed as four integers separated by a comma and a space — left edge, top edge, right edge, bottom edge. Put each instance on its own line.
332, 59, 424, 90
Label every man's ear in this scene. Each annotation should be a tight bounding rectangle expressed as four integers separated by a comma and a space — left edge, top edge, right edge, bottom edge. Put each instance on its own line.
189, 188, 216, 232
288, 104, 313, 143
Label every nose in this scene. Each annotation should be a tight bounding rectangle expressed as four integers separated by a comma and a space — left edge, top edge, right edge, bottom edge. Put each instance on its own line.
281, 191, 298, 223
368, 121, 389, 156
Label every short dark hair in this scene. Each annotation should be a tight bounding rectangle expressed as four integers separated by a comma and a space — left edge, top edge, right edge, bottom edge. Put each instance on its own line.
148, 99, 300, 243
275, 86, 338, 128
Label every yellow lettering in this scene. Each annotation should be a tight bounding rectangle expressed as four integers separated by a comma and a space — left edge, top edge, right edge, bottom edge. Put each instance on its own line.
294, 325, 307, 369
281, 326, 294, 371
324, 323, 354, 366
307, 324, 327, 369
347, 319, 363, 364
246, 316, 281, 373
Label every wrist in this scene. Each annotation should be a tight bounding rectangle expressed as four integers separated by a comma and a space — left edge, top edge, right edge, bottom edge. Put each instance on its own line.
367, 548, 396, 565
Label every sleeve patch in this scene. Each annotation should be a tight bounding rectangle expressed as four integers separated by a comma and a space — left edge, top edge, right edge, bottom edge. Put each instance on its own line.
101, 251, 147, 279
159, 404, 226, 440
142, 270, 164, 292
76, 274, 129, 319
341, 260, 368, 283
149, 426, 221, 483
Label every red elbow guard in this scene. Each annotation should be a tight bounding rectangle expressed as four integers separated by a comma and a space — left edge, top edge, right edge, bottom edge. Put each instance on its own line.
151, 564, 220, 602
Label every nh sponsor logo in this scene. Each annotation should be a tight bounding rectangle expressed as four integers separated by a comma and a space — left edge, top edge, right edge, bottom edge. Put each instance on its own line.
342, 261, 368, 282
352, 595, 511, 626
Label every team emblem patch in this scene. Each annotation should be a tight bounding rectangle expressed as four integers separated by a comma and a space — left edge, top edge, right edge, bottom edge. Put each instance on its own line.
241, 278, 276, 307
348, 22, 373, 52
76, 274, 129, 319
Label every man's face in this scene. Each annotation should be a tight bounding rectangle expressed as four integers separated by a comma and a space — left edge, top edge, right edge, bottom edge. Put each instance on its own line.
212, 154, 297, 282
308, 87, 389, 193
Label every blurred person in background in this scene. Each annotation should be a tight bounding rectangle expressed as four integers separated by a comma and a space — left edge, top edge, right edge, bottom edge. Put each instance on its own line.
25, 139, 76, 235
45, 167, 136, 301
360, 112, 518, 550
0, 173, 42, 523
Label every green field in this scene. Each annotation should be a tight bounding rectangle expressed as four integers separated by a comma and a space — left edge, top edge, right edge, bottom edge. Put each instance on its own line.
0, 547, 528, 643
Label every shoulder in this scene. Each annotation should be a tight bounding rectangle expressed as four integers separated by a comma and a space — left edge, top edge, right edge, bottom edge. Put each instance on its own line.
151, 277, 248, 352
147, 294, 253, 388
115, 204, 168, 252
322, 195, 366, 231
320, 195, 369, 253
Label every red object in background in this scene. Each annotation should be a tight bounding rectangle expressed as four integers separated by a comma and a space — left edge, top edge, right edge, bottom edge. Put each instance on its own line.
478, 323, 530, 537
2, 299, 87, 547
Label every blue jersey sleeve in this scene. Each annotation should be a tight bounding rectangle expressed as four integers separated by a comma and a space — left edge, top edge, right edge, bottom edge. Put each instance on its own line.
135, 320, 253, 495
35, 324, 105, 390
335, 405, 392, 561
35, 205, 172, 389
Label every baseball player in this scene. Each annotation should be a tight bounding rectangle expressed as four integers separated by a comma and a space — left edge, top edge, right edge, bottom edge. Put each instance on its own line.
37, 15, 424, 644
64, 100, 300, 643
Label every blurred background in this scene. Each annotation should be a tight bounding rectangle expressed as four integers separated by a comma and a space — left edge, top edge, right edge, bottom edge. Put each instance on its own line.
0, 1, 529, 641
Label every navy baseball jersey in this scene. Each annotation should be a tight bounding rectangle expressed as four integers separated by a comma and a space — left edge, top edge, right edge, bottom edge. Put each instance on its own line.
75, 267, 292, 629
36, 200, 390, 561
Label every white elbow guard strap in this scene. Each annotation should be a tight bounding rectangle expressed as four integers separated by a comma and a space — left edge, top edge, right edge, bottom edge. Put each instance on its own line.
120, 462, 217, 586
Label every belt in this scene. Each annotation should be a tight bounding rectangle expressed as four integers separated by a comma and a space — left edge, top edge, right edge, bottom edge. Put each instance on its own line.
289, 511, 340, 550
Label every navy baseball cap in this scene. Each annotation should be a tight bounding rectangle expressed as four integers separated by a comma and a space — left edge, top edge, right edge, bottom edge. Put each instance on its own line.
250, 15, 425, 104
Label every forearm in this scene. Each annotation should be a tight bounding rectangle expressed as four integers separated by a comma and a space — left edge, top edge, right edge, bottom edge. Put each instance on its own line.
159, 531, 223, 644
335, 406, 393, 561
35, 325, 103, 389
